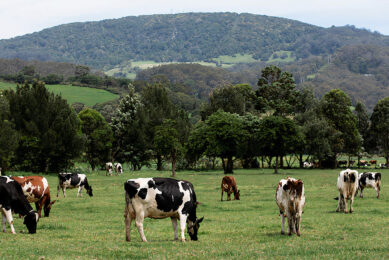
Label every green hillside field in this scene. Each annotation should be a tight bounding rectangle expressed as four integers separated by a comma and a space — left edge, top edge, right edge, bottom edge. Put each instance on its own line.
0, 81, 119, 107
0, 167, 388, 259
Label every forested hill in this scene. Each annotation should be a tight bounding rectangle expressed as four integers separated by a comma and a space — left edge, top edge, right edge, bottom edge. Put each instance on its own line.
0, 12, 388, 68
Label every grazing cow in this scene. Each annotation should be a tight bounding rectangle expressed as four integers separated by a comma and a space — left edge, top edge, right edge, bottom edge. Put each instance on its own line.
379, 163, 387, 168
106, 162, 113, 176
358, 160, 368, 167
369, 160, 377, 165
221, 176, 240, 201
349, 160, 355, 166
57, 173, 93, 197
303, 162, 313, 168
124, 177, 204, 242
114, 163, 123, 175
336, 169, 359, 213
0, 176, 39, 234
358, 172, 381, 199
11, 176, 56, 217
275, 177, 305, 236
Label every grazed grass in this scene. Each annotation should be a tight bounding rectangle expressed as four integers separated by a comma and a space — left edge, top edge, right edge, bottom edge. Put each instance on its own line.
267, 51, 295, 63
212, 54, 258, 64
1, 168, 388, 259
0, 81, 119, 107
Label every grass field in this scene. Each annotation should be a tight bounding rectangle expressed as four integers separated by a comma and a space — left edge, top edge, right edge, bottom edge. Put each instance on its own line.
1, 167, 388, 259
0, 82, 119, 107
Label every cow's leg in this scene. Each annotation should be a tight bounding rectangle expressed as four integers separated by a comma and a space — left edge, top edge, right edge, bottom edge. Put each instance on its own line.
135, 212, 147, 242
179, 214, 187, 242
280, 213, 285, 235
2, 213, 6, 232
376, 185, 380, 199
57, 185, 60, 197
343, 194, 348, 213
336, 194, 342, 212
36, 197, 46, 218
296, 215, 301, 236
287, 214, 293, 236
227, 191, 231, 201
2, 208, 15, 234
77, 186, 83, 197
171, 217, 178, 240
124, 205, 133, 242
350, 196, 355, 213
360, 187, 364, 198
221, 189, 224, 201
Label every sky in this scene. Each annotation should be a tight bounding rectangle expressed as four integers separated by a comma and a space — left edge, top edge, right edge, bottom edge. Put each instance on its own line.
0, 0, 388, 40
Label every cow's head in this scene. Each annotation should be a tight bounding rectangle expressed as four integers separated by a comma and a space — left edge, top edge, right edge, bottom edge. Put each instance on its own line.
87, 186, 93, 197
187, 217, 204, 241
234, 189, 240, 200
44, 200, 57, 217
24, 211, 39, 234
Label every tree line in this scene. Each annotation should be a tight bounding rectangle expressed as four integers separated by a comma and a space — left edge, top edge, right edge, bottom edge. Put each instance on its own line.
1, 65, 389, 175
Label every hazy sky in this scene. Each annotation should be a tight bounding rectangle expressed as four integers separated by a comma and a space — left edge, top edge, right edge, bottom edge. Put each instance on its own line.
0, 0, 388, 40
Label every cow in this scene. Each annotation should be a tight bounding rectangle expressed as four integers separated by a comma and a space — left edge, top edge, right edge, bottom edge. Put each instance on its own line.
0, 176, 39, 234
106, 162, 113, 176
124, 177, 204, 242
358, 160, 368, 167
303, 162, 313, 168
336, 169, 359, 213
221, 176, 240, 201
275, 177, 305, 236
57, 173, 93, 197
11, 176, 56, 218
338, 160, 347, 167
114, 163, 123, 175
358, 172, 381, 199
369, 160, 377, 165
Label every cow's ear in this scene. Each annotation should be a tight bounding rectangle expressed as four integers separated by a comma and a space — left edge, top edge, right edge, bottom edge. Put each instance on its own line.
197, 217, 204, 224
49, 200, 57, 206
195, 201, 202, 206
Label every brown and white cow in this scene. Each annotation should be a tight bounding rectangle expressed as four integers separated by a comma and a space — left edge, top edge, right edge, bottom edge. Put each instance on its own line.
358, 172, 381, 199
276, 177, 305, 236
11, 176, 56, 218
221, 176, 240, 201
336, 169, 359, 213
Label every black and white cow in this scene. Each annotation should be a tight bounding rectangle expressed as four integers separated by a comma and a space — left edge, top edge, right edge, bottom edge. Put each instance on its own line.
358, 172, 381, 199
106, 162, 113, 176
57, 173, 93, 197
114, 163, 123, 175
124, 177, 204, 242
0, 176, 39, 234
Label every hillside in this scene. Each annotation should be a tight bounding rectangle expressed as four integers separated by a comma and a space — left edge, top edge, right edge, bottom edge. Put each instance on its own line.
0, 13, 388, 69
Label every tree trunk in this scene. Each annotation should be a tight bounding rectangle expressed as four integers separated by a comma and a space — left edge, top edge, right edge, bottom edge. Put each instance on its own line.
261, 156, 264, 168
171, 151, 176, 177
221, 157, 225, 171
224, 155, 234, 174
280, 155, 284, 168
299, 153, 304, 168
156, 155, 163, 171
357, 153, 361, 169
274, 155, 279, 174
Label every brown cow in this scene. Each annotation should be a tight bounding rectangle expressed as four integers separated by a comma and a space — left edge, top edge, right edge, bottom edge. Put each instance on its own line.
221, 176, 240, 201
11, 176, 56, 217
369, 160, 377, 165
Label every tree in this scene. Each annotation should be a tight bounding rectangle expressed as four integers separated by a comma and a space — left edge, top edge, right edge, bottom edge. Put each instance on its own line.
201, 84, 255, 119
204, 110, 248, 174
354, 102, 369, 146
154, 119, 182, 177
111, 85, 151, 170
257, 116, 302, 173
239, 113, 262, 168
5, 81, 83, 172
0, 93, 18, 172
255, 65, 298, 116
78, 108, 113, 171
368, 97, 389, 165
320, 89, 361, 167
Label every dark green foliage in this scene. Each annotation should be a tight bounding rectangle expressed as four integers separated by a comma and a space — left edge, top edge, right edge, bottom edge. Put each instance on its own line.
42, 74, 64, 84
368, 97, 389, 164
354, 102, 370, 148
256, 65, 298, 116
5, 81, 83, 172
201, 84, 256, 119
0, 13, 387, 68
78, 108, 113, 171
257, 116, 303, 173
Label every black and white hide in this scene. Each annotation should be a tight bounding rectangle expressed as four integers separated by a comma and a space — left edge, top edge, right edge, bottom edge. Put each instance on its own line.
0, 176, 39, 234
358, 172, 381, 199
57, 173, 93, 197
124, 177, 204, 242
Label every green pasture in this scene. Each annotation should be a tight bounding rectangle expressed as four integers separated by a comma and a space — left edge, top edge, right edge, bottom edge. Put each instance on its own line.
1, 167, 388, 259
267, 51, 295, 63
0, 81, 119, 107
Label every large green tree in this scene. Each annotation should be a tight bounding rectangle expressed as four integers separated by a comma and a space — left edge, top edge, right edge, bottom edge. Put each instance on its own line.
0, 92, 18, 172
6, 81, 83, 172
255, 65, 298, 116
257, 116, 303, 173
368, 97, 389, 165
78, 108, 113, 171
319, 89, 361, 167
